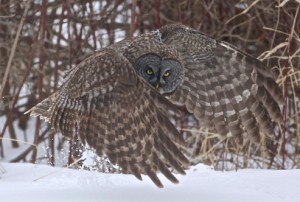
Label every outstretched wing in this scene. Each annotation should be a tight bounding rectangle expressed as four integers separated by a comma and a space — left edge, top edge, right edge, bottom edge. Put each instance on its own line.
28, 48, 189, 188
160, 24, 283, 143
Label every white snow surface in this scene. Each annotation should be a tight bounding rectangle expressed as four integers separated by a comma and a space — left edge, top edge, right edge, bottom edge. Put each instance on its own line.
1, 162, 299, 202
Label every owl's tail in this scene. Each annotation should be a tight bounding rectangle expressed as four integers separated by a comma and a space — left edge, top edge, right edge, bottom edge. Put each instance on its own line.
25, 92, 57, 122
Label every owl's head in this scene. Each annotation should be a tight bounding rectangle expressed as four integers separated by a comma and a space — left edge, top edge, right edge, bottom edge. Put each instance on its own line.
134, 54, 183, 94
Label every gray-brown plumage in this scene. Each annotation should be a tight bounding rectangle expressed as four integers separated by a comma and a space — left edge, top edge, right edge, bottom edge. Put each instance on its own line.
27, 24, 283, 187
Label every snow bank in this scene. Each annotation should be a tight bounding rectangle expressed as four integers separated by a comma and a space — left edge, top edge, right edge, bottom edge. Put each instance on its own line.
1, 162, 299, 202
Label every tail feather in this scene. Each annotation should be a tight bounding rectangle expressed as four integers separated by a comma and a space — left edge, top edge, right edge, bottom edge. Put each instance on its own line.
25, 92, 57, 122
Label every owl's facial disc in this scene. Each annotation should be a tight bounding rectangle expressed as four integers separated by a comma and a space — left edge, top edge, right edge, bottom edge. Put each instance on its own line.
134, 54, 183, 94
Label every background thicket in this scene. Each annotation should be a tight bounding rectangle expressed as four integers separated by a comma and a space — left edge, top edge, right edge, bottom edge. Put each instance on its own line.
0, 0, 299, 171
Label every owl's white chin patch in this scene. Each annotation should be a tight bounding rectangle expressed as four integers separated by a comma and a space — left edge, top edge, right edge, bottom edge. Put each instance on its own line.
158, 88, 165, 94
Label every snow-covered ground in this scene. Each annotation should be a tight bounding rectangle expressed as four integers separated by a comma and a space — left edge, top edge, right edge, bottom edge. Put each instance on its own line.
1, 162, 300, 202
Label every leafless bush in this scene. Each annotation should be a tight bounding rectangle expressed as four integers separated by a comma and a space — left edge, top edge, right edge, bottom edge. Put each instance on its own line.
0, 0, 299, 171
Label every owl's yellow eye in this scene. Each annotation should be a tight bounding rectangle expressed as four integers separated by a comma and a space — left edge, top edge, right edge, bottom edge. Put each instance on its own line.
146, 68, 153, 75
163, 71, 171, 77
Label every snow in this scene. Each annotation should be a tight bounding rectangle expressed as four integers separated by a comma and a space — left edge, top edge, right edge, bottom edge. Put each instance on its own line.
1, 162, 299, 202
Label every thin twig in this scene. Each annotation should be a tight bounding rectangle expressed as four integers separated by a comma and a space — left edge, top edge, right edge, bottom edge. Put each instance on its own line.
33, 158, 83, 182
0, 0, 32, 98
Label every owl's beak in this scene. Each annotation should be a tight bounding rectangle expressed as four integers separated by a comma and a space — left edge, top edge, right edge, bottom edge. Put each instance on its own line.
155, 83, 160, 90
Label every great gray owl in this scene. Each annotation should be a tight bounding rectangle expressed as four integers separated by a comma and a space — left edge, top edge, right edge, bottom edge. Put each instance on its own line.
27, 24, 283, 187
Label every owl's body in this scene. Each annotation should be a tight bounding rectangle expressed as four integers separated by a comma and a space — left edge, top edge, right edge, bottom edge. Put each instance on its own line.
28, 24, 283, 187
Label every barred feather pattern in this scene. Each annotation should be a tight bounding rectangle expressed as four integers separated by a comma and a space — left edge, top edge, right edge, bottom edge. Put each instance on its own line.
28, 49, 189, 188
160, 24, 283, 143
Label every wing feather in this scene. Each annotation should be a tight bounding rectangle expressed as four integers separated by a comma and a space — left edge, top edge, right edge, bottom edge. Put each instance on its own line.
160, 24, 283, 142
27, 48, 189, 188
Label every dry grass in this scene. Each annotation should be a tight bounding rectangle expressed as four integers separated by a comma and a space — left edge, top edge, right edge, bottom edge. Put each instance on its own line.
0, 0, 299, 171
